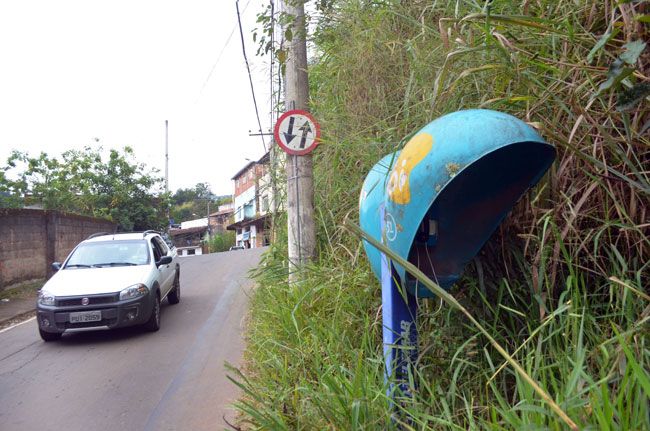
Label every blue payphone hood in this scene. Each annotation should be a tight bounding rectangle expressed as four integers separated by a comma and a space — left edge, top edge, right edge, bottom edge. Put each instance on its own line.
360, 109, 556, 297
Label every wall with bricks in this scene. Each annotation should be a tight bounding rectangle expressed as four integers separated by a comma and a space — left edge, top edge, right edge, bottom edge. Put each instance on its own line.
0, 208, 116, 289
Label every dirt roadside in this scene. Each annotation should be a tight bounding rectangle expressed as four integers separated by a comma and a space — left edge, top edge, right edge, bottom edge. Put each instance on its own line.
0, 280, 42, 330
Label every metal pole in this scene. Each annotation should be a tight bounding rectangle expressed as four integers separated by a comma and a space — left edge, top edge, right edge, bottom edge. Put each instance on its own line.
380, 205, 418, 417
293, 155, 302, 266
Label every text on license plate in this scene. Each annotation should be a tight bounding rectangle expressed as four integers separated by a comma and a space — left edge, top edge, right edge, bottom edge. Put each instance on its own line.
69, 311, 102, 323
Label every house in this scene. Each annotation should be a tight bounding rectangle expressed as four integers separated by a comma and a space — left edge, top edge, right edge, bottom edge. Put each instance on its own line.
208, 204, 234, 234
169, 225, 208, 256
169, 203, 233, 255
227, 151, 276, 248
180, 218, 208, 229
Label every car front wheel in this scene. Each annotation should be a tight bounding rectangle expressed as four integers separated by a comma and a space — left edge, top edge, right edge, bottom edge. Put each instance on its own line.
144, 293, 161, 332
168, 271, 180, 305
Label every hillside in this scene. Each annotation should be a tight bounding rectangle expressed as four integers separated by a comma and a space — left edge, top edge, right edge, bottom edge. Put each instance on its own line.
235, 1, 649, 429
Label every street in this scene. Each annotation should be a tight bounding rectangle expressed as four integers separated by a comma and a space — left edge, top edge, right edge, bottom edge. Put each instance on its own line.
0, 248, 265, 431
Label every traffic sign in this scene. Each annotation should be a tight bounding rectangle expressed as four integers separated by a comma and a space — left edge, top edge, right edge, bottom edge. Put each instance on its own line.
274, 109, 321, 156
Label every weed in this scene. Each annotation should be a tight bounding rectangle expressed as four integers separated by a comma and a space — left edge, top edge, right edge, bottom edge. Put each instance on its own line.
234, 0, 648, 429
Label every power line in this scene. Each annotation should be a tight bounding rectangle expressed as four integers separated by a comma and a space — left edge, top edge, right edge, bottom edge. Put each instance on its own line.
276, 27, 283, 123
236, 0, 267, 152
268, 0, 282, 132
195, 0, 252, 103
269, 0, 275, 130
264, 0, 282, 132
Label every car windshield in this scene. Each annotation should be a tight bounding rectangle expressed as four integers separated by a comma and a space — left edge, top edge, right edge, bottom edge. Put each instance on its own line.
65, 240, 150, 268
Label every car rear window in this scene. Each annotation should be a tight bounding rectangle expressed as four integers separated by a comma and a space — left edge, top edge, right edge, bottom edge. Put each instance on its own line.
65, 240, 150, 268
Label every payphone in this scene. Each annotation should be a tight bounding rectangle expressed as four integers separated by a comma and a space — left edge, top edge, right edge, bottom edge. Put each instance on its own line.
359, 109, 556, 400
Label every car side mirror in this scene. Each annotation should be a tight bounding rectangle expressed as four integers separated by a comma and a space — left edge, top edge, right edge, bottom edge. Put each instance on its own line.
157, 256, 172, 267
51, 262, 62, 272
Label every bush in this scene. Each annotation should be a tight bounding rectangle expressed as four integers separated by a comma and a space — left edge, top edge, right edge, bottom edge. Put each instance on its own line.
207, 231, 236, 253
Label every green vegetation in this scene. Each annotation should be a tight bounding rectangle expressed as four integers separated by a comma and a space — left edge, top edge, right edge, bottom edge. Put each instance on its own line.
207, 230, 236, 253
237, 0, 649, 429
0, 148, 233, 231
0, 279, 44, 300
0, 147, 167, 231
169, 182, 231, 225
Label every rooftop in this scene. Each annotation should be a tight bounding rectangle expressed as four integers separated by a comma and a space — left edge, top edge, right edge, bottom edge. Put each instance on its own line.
168, 226, 208, 237
231, 150, 270, 180
230, 161, 256, 181
209, 208, 235, 217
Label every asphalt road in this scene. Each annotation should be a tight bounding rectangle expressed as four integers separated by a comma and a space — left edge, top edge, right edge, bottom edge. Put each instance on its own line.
0, 248, 265, 431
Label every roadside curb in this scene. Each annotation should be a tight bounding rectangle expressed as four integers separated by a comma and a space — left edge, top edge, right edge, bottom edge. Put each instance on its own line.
0, 309, 37, 331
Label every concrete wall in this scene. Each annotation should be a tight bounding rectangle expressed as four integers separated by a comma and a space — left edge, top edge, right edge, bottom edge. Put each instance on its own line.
0, 208, 116, 289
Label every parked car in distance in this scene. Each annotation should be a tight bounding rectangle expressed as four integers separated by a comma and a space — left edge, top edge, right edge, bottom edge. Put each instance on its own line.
36, 231, 181, 341
229, 245, 245, 251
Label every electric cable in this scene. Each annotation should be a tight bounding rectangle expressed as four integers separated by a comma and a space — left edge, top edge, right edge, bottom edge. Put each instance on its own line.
236, 0, 267, 152
269, 0, 275, 129
195, 0, 252, 103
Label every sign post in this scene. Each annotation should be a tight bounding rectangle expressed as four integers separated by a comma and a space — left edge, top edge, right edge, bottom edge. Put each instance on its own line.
274, 109, 321, 280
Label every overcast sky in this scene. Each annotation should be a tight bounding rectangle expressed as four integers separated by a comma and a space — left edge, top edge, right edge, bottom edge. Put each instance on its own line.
0, 0, 273, 196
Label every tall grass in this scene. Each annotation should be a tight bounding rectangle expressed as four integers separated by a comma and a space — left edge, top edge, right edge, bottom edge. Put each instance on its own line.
234, 0, 648, 429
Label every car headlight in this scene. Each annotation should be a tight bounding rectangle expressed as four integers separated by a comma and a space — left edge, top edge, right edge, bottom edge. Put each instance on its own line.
38, 290, 56, 306
119, 284, 148, 301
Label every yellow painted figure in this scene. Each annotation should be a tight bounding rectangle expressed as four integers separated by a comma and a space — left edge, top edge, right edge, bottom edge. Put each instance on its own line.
387, 133, 433, 204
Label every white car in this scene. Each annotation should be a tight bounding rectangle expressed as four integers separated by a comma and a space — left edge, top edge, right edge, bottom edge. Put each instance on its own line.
36, 231, 180, 341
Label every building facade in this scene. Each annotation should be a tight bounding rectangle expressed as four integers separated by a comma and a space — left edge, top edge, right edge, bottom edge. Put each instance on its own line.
209, 204, 234, 234
168, 225, 208, 256
227, 152, 275, 248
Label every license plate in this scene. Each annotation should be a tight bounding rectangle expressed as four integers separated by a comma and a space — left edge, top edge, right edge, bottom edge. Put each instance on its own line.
69, 311, 102, 323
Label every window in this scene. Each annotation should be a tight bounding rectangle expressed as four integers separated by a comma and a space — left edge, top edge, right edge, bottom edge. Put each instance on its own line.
66, 240, 150, 267
150, 240, 162, 262
261, 195, 269, 212
153, 237, 169, 256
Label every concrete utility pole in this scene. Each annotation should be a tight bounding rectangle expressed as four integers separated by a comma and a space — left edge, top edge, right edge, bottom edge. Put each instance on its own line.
282, 0, 315, 279
165, 120, 169, 194
165, 120, 170, 223
206, 199, 210, 237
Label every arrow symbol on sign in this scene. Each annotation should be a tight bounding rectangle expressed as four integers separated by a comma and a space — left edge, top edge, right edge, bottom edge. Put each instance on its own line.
298, 121, 312, 149
282, 116, 296, 145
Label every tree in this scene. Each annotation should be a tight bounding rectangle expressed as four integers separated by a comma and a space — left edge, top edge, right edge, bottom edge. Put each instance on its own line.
0, 146, 167, 231
169, 182, 229, 224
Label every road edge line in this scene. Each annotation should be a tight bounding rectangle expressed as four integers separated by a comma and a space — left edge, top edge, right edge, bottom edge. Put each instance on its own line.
0, 316, 36, 334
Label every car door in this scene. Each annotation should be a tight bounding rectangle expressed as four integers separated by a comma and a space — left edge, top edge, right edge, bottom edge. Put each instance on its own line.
151, 237, 174, 296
